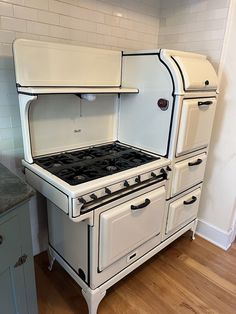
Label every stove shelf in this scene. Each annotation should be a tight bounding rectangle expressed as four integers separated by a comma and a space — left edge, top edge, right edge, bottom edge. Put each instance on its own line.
17, 86, 139, 96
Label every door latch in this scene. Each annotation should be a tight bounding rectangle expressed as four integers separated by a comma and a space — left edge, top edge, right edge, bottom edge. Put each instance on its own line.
14, 254, 28, 268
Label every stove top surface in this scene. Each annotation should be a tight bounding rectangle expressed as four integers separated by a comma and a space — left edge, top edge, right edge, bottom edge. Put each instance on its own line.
34, 142, 160, 185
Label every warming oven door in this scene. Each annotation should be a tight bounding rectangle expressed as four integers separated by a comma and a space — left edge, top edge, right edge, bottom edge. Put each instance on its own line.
166, 188, 201, 235
98, 186, 165, 271
171, 153, 207, 196
176, 98, 216, 156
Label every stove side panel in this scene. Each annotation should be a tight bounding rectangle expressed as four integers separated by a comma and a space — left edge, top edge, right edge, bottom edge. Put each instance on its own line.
119, 54, 174, 156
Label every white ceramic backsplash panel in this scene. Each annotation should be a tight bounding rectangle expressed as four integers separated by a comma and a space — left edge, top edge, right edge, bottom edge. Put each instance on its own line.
158, 0, 230, 69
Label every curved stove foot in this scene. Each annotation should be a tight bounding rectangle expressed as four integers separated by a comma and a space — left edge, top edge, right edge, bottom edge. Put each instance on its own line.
82, 287, 106, 314
191, 219, 198, 241
47, 246, 55, 271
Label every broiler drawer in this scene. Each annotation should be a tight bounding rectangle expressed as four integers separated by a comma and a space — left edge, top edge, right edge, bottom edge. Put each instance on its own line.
171, 153, 207, 196
176, 98, 216, 156
99, 186, 165, 271
166, 188, 201, 234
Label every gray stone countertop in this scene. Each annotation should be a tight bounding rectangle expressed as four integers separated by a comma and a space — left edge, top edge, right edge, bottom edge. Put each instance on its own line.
0, 163, 35, 215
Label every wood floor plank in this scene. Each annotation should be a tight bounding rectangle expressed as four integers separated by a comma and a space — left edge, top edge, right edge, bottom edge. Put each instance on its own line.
34, 233, 236, 314
173, 237, 236, 284
182, 254, 236, 296
155, 249, 236, 313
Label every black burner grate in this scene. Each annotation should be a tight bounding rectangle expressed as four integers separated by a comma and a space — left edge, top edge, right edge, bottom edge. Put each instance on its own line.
34, 142, 160, 185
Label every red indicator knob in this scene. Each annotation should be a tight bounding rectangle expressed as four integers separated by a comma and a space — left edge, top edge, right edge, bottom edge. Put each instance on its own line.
157, 98, 169, 111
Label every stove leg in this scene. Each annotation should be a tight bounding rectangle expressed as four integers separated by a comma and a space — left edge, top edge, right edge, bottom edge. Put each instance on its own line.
48, 246, 55, 271
191, 219, 198, 241
82, 287, 106, 314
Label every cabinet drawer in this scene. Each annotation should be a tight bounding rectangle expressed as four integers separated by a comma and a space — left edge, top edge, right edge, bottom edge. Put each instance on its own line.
0, 216, 21, 272
99, 186, 166, 271
176, 98, 216, 156
166, 188, 201, 234
171, 153, 207, 196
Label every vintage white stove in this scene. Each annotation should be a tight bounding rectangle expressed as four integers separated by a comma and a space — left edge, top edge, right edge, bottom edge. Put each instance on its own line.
13, 39, 218, 314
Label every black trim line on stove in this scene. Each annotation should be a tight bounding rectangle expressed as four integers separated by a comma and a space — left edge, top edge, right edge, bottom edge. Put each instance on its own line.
158, 50, 176, 158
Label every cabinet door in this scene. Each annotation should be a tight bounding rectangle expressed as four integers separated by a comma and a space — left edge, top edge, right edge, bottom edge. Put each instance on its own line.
176, 98, 216, 156
166, 188, 201, 234
0, 216, 28, 314
99, 186, 166, 271
171, 153, 207, 196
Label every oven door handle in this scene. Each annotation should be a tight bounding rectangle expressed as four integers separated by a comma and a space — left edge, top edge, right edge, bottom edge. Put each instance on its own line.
188, 158, 202, 166
131, 198, 151, 210
198, 100, 213, 107
183, 196, 197, 205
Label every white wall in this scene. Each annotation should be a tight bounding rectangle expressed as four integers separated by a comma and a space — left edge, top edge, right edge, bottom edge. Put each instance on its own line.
158, 0, 230, 68
197, 0, 236, 249
0, 0, 160, 255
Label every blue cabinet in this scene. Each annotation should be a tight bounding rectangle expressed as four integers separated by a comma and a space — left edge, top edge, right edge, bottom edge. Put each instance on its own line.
0, 202, 38, 314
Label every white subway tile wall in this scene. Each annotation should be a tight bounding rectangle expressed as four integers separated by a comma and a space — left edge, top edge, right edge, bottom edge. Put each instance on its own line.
158, 0, 230, 69
0, 0, 160, 174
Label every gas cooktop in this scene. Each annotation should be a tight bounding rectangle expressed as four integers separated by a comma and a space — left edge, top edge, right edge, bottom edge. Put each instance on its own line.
34, 142, 160, 186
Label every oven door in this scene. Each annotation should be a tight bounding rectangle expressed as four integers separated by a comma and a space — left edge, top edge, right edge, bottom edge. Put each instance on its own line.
98, 186, 165, 271
176, 98, 216, 156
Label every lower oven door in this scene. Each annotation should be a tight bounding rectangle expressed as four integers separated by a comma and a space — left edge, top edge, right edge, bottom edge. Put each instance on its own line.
98, 186, 165, 271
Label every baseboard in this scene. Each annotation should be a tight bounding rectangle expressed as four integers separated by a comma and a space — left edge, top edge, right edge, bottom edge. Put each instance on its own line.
196, 219, 233, 251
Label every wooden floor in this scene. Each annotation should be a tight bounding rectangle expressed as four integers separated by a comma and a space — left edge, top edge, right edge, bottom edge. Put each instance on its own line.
34, 233, 236, 314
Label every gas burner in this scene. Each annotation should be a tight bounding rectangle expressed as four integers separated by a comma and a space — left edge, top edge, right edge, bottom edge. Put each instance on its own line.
106, 165, 118, 172
53, 162, 62, 167
34, 142, 160, 185
74, 175, 86, 181
82, 155, 93, 160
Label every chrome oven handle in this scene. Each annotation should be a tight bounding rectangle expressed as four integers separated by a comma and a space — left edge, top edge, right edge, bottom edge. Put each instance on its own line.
131, 198, 151, 210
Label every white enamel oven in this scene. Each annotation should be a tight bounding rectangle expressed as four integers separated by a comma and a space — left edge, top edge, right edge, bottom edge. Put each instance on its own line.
47, 177, 167, 289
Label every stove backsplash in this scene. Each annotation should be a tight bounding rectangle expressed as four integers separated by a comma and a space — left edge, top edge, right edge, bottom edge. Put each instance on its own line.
29, 94, 116, 158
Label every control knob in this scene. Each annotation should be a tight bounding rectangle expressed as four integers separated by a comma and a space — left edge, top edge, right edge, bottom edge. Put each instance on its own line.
90, 193, 98, 200
135, 175, 141, 183
105, 187, 112, 195
78, 197, 86, 205
124, 180, 130, 187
